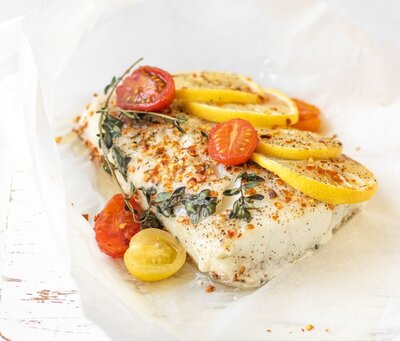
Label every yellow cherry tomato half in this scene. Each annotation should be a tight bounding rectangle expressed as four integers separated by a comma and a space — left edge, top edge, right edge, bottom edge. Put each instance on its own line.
124, 228, 186, 282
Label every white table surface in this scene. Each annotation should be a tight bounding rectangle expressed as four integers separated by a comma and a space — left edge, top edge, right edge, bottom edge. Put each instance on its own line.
0, 1, 399, 340
0, 73, 110, 339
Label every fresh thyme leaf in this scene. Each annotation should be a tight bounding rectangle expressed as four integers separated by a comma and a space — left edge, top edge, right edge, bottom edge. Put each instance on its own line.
137, 187, 163, 228
224, 172, 265, 222
116, 109, 187, 134
184, 201, 196, 214
223, 188, 241, 196
104, 131, 113, 149
154, 186, 186, 217
102, 157, 112, 175
184, 189, 217, 224
118, 110, 140, 120
97, 58, 149, 224
237, 172, 265, 183
140, 211, 163, 229
243, 181, 262, 189
198, 189, 210, 200
242, 208, 252, 223
246, 194, 264, 200
104, 76, 117, 94
100, 114, 123, 150
200, 131, 209, 139
98, 57, 186, 227
173, 120, 186, 134
230, 200, 240, 219
139, 186, 157, 203
112, 147, 131, 181
140, 186, 217, 224
98, 108, 187, 134
153, 192, 172, 203
246, 194, 264, 201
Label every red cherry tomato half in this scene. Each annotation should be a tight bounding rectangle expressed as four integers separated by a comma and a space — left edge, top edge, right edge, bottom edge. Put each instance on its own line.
208, 118, 259, 165
94, 194, 141, 258
116, 66, 175, 112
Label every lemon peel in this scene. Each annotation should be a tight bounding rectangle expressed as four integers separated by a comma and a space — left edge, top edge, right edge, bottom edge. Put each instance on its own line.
256, 129, 342, 160
174, 71, 264, 104
184, 88, 299, 127
251, 153, 377, 204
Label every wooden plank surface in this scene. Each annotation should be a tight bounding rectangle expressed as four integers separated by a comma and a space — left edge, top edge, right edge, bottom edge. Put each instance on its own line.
0, 169, 109, 341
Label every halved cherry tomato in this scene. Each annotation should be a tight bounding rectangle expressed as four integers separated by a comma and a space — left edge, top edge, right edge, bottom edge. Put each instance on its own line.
292, 99, 321, 132
124, 228, 186, 281
208, 118, 258, 165
116, 66, 175, 112
94, 194, 141, 258
292, 116, 321, 132
293, 99, 320, 121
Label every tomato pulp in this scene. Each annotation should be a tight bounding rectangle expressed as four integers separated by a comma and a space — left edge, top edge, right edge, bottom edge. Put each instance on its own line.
116, 66, 175, 112
94, 194, 141, 258
208, 118, 259, 165
124, 228, 186, 281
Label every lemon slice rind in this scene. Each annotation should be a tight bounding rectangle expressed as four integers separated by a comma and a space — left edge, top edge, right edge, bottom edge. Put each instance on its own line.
251, 153, 377, 204
174, 71, 265, 104
256, 129, 343, 160
184, 88, 299, 127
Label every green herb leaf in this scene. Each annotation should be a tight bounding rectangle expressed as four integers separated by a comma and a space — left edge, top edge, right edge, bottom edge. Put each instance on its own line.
237, 172, 265, 183
222, 188, 241, 196
223, 172, 265, 222
140, 211, 163, 229
246, 194, 264, 201
154, 186, 186, 218
115, 110, 187, 134
147, 186, 217, 224
200, 131, 209, 139
104, 76, 117, 94
154, 192, 172, 203
98, 57, 166, 227
243, 181, 262, 189
184, 201, 197, 214
184, 189, 217, 224
112, 147, 131, 181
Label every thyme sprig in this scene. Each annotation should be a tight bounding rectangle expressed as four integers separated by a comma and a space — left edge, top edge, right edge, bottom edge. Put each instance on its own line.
223, 172, 265, 223
183, 189, 217, 224
98, 58, 144, 218
138, 186, 217, 224
97, 108, 187, 134
138, 187, 163, 228
153, 186, 186, 217
200, 130, 209, 139
97, 58, 189, 227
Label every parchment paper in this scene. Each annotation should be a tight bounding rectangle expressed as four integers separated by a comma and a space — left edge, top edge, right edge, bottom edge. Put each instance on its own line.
19, 0, 400, 340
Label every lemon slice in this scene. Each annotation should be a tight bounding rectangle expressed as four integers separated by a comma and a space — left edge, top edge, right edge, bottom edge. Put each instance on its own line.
183, 88, 299, 127
174, 71, 264, 104
251, 153, 377, 204
256, 129, 342, 160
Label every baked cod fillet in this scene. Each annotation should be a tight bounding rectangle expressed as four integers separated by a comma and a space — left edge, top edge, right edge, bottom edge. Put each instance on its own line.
75, 94, 359, 288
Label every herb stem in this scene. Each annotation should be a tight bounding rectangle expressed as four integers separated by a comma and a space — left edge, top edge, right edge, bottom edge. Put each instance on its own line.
104, 57, 143, 108
223, 172, 265, 222
97, 57, 186, 226
99, 108, 183, 124
98, 57, 144, 219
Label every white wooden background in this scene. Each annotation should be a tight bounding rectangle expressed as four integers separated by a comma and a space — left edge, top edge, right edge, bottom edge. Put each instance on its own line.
0, 1, 399, 340
0, 72, 110, 339
0, 170, 108, 340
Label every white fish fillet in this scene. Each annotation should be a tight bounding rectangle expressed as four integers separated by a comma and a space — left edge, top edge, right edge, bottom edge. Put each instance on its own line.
75, 94, 359, 288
